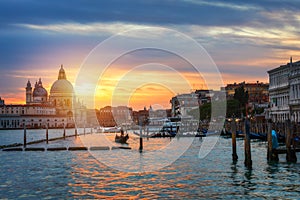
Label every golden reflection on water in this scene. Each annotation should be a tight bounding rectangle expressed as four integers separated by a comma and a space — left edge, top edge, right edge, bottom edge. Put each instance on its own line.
67, 150, 191, 199
1, 133, 300, 199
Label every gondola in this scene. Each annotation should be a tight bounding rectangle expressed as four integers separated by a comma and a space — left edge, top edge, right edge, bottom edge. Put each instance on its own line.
115, 134, 129, 144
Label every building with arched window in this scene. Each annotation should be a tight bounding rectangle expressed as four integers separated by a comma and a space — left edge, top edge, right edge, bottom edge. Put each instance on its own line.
267, 57, 300, 122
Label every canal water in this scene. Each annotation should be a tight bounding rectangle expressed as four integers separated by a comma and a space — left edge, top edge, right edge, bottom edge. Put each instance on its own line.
0, 130, 299, 199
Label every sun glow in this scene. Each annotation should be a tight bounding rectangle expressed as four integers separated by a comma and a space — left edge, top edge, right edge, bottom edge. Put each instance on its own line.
93, 63, 206, 110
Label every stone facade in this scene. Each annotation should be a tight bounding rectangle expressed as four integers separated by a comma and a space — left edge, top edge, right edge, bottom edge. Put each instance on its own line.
98, 106, 133, 127
170, 92, 199, 118
267, 58, 300, 122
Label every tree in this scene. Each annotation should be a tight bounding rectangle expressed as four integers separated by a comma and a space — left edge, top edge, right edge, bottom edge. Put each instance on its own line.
226, 99, 240, 118
187, 100, 240, 121
233, 85, 249, 117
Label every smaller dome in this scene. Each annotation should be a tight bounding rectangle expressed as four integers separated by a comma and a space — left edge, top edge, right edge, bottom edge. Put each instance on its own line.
33, 87, 48, 97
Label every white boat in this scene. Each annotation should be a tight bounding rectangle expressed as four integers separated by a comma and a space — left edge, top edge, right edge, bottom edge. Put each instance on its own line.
94, 126, 121, 133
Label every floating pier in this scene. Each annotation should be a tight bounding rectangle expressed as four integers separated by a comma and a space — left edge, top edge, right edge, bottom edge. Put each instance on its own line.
2, 145, 131, 151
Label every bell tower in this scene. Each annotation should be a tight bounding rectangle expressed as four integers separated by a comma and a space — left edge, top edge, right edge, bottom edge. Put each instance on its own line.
26, 80, 32, 104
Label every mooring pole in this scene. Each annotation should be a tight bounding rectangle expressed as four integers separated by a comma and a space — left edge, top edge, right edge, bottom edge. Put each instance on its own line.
46, 124, 49, 144
63, 124, 66, 140
23, 124, 27, 148
139, 119, 143, 153
75, 126, 78, 137
267, 122, 273, 162
147, 127, 149, 140
244, 119, 252, 168
286, 120, 297, 162
231, 119, 238, 162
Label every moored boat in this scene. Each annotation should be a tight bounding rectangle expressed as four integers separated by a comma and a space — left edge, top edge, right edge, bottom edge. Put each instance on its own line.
115, 133, 129, 144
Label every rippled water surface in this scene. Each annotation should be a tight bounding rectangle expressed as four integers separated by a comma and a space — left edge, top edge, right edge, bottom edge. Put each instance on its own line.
0, 130, 299, 199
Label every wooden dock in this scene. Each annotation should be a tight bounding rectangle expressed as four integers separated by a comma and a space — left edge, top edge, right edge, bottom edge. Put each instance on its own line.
2, 146, 131, 151
275, 147, 300, 154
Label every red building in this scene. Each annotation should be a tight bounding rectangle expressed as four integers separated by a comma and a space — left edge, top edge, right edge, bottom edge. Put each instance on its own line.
98, 106, 133, 127
225, 81, 269, 104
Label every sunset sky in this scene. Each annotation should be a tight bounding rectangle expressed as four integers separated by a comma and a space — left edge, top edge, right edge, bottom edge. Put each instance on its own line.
1, 1, 300, 110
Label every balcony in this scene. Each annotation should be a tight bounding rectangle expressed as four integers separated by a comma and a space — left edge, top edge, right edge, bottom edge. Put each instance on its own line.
289, 99, 300, 105
270, 105, 289, 111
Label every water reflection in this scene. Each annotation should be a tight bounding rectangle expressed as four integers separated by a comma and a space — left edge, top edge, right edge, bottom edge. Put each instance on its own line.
0, 135, 300, 199
266, 163, 279, 175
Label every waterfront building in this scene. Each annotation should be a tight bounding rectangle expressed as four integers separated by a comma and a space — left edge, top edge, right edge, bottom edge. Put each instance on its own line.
0, 65, 87, 129
289, 59, 300, 122
225, 81, 269, 104
98, 106, 133, 127
132, 107, 149, 126
170, 92, 199, 118
98, 106, 116, 127
170, 90, 216, 118
267, 57, 300, 122
86, 109, 100, 127
195, 89, 212, 104
0, 104, 66, 129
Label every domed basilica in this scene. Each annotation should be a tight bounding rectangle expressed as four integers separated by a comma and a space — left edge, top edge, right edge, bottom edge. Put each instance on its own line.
0, 65, 88, 129
24, 65, 86, 127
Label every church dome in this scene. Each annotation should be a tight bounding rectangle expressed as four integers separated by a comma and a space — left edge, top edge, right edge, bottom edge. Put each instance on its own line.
50, 65, 74, 95
50, 79, 74, 94
33, 87, 48, 97
33, 78, 47, 97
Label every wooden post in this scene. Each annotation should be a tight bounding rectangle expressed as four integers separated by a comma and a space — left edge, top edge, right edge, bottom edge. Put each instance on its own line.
244, 119, 252, 168
139, 119, 143, 153
231, 120, 238, 162
256, 122, 258, 133
46, 124, 49, 144
267, 122, 273, 162
63, 124, 66, 139
286, 120, 297, 162
286, 120, 291, 161
147, 127, 149, 140
23, 125, 27, 148
139, 127, 143, 153
75, 127, 78, 137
